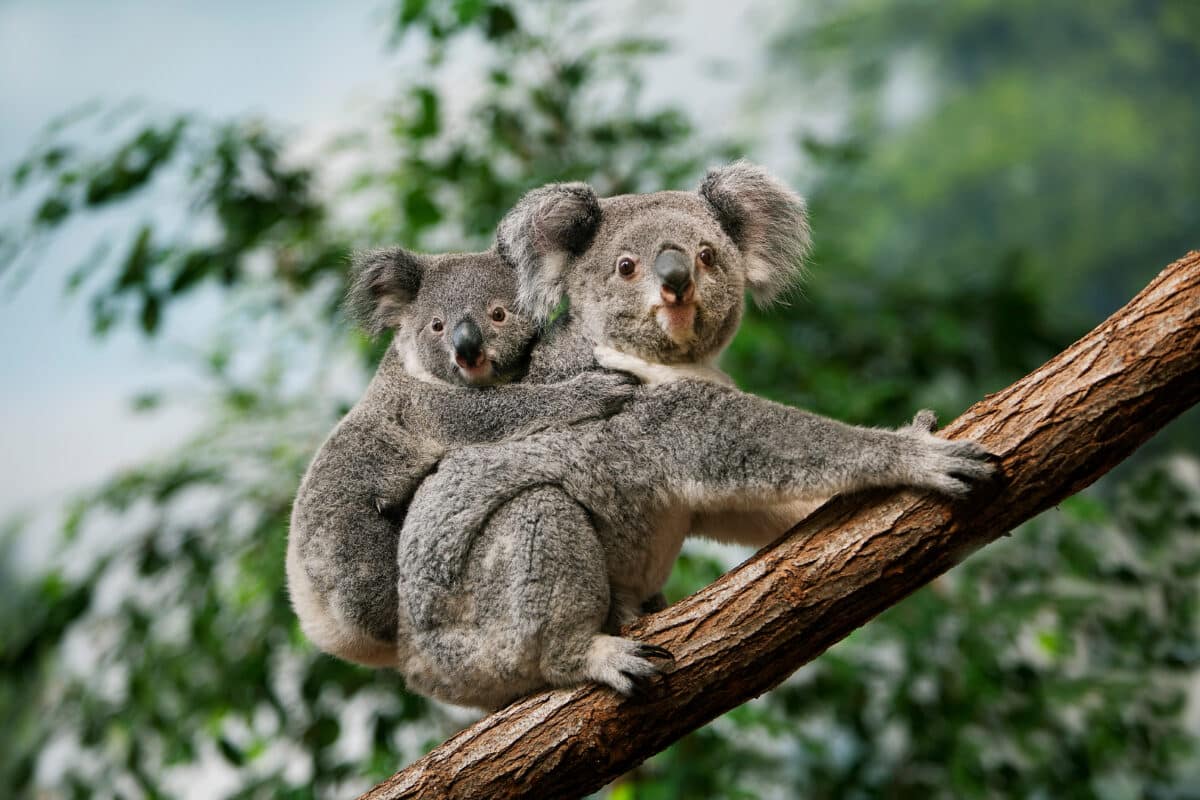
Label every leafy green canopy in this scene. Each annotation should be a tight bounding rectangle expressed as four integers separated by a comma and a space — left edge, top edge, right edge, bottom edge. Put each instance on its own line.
2, 1, 1197, 798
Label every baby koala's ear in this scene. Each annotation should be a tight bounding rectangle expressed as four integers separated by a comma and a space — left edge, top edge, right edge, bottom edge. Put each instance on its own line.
345, 247, 428, 335
496, 182, 601, 324
698, 160, 811, 306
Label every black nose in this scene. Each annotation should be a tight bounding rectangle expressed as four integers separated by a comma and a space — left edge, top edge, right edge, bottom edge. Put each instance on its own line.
653, 249, 693, 297
452, 318, 484, 366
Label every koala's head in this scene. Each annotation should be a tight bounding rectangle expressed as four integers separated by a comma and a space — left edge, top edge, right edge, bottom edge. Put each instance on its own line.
345, 248, 537, 386
496, 161, 810, 365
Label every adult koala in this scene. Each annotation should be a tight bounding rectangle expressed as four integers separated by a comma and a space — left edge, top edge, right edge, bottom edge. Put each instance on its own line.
396, 162, 993, 709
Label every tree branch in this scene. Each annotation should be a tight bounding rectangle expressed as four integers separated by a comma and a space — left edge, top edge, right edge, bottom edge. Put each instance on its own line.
362, 252, 1200, 800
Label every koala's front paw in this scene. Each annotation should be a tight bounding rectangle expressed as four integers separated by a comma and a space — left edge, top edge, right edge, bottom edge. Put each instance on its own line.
584, 635, 674, 698
899, 409, 995, 497
571, 371, 639, 418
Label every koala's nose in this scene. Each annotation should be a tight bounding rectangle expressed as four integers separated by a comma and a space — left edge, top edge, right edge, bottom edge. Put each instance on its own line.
451, 318, 485, 367
654, 249, 695, 305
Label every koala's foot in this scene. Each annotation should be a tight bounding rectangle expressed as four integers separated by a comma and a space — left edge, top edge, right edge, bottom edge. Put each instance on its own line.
584, 635, 674, 697
899, 409, 995, 496
641, 592, 669, 614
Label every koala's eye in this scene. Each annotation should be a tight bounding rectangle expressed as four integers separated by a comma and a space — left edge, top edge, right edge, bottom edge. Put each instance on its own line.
697, 247, 715, 268
617, 256, 637, 278
430, 318, 444, 333
490, 306, 507, 323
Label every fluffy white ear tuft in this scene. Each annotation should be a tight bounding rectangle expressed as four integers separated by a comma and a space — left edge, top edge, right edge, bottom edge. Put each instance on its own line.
496, 182, 601, 323
698, 160, 811, 306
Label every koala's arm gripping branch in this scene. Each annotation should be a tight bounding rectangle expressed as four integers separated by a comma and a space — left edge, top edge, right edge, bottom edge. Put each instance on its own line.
361, 252, 1200, 800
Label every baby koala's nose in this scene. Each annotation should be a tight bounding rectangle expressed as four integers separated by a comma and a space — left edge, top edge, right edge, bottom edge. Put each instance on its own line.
452, 319, 486, 367
654, 249, 695, 305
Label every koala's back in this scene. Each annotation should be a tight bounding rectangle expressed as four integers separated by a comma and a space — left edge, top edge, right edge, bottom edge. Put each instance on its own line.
287, 354, 444, 666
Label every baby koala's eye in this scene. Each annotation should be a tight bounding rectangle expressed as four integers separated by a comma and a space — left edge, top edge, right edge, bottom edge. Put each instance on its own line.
490, 306, 507, 323
697, 247, 715, 268
617, 256, 637, 278
430, 318, 444, 333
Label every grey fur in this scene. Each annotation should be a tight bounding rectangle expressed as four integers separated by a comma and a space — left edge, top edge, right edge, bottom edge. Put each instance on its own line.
345, 247, 425, 335
286, 248, 634, 667
496, 182, 602, 324
393, 162, 994, 710
698, 159, 810, 305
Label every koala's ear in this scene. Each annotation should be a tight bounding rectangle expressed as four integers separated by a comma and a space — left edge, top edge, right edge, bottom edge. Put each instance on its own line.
496, 182, 602, 323
344, 247, 427, 335
698, 160, 811, 306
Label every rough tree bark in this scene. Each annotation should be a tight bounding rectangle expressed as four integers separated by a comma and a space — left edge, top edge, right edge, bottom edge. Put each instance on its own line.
362, 251, 1200, 800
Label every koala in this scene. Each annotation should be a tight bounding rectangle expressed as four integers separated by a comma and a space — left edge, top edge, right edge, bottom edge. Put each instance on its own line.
394, 162, 994, 710
285, 247, 634, 668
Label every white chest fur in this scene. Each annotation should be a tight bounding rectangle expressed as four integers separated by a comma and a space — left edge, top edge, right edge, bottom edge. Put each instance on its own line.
592, 345, 734, 387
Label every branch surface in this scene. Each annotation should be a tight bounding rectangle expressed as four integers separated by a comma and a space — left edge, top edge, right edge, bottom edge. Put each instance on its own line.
362, 252, 1200, 800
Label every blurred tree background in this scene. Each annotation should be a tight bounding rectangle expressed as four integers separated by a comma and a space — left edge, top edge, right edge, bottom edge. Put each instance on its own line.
2, 1, 1199, 797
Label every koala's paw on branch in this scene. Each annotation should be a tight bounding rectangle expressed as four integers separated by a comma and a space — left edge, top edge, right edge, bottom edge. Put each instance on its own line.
584, 635, 675, 697
898, 409, 996, 497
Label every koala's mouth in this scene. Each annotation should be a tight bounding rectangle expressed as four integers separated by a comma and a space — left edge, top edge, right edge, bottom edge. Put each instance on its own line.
454, 353, 496, 384
653, 302, 698, 344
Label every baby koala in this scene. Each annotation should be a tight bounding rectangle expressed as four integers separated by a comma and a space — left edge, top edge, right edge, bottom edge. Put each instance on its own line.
286, 247, 634, 668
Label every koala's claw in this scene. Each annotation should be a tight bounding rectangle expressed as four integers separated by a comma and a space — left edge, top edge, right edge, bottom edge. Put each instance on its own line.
586, 635, 669, 697
635, 643, 675, 662
898, 413, 996, 497
621, 669, 653, 700
569, 371, 639, 421
921, 440, 996, 497
373, 496, 409, 524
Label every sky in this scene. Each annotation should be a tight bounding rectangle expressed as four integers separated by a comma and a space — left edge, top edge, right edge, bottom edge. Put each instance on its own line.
0, 0, 759, 522
0, 0, 408, 517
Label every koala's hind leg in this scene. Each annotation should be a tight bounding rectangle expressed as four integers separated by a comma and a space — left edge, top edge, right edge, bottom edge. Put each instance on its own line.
509, 487, 673, 697
406, 486, 670, 708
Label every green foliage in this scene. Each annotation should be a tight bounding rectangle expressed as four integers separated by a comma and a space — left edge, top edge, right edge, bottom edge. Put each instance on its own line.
2, 1, 1198, 798
749, 0, 1200, 433
6, 112, 333, 336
